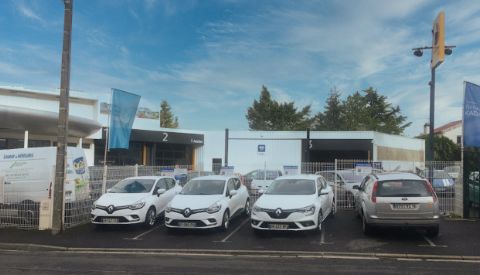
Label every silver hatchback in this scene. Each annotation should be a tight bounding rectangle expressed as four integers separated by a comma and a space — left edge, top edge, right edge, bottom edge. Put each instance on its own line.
353, 172, 440, 237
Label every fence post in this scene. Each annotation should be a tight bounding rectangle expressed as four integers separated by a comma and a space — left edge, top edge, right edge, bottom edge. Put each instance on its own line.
102, 165, 108, 194
134, 164, 139, 177
334, 159, 338, 214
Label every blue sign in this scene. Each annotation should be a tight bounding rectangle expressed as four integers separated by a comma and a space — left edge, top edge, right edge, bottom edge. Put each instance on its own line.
258, 144, 266, 153
108, 88, 141, 150
464, 82, 480, 147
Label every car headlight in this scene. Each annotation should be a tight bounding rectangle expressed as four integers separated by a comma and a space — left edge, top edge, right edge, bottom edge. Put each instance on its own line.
165, 205, 172, 213
299, 204, 316, 216
91, 201, 97, 211
252, 206, 263, 213
128, 201, 145, 210
206, 202, 222, 214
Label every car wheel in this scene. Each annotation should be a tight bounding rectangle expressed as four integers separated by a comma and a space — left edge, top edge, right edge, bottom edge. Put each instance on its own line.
244, 199, 251, 217
317, 209, 324, 232
144, 207, 156, 228
426, 225, 439, 237
362, 211, 372, 235
330, 200, 335, 218
221, 210, 230, 232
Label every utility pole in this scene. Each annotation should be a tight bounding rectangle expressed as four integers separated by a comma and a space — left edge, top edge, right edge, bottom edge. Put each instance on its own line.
52, 0, 73, 235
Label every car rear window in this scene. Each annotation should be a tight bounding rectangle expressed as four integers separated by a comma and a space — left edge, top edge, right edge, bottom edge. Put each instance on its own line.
377, 180, 431, 197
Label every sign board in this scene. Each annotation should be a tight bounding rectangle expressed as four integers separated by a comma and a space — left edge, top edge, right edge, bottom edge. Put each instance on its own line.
283, 165, 299, 175
220, 166, 235, 176
354, 162, 373, 175
431, 11, 445, 69
257, 144, 266, 154
160, 167, 174, 177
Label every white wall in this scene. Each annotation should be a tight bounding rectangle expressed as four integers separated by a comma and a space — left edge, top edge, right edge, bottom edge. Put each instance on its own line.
442, 125, 462, 144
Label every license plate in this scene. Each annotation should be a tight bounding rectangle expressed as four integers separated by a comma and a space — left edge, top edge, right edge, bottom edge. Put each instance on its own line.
178, 221, 196, 228
268, 223, 289, 230
102, 217, 118, 224
392, 203, 417, 209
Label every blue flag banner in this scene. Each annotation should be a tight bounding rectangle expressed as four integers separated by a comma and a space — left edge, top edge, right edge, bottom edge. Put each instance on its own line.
108, 88, 141, 150
463, 82, 480, 147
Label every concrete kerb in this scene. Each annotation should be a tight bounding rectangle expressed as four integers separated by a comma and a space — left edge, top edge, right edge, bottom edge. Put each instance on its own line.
1, 242, 479, 262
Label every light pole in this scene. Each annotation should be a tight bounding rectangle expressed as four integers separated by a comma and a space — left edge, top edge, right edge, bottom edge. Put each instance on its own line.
412, 11, 455, 164
52, 0, 73, 235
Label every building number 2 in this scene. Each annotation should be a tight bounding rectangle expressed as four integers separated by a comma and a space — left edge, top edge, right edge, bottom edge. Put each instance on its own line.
162, 132, 168, 142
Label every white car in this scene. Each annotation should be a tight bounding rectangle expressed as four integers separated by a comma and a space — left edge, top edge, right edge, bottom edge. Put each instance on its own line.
251, 174, 334, 232
91, 176, 181, 227
165, 175, 250, 231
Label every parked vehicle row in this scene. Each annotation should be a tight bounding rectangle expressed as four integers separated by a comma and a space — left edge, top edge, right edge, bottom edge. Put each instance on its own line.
90, 172, 441, 237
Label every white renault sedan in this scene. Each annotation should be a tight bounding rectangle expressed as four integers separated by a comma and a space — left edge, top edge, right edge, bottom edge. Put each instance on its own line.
251, 174, 334, 232
91, 176, 181, 227
165, 175, 250, 231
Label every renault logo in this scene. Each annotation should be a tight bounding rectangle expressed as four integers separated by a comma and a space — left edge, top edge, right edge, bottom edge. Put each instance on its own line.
275, 208, 282, 216
107, 205, 115, 214
183, 208, 191, 217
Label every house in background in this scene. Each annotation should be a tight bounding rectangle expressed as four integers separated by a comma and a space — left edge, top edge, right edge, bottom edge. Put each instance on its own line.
434, 120, 462, 145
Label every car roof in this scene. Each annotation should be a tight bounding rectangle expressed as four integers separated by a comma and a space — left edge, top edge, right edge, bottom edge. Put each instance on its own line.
374, 172, 423, 181
125, 176, 173, 180
276, 174, 319, 180
190, 175, 236, 181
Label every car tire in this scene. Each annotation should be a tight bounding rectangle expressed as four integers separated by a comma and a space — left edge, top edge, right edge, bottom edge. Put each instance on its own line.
144, 207, 156, 228
317, 209, 324, 232
362, 211, 373, 235
244, 199, 251, 217
220, 210, 230, 232
426, 225, 439, 237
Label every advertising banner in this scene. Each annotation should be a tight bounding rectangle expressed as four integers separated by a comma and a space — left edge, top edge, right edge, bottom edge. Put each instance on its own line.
108, 88, 141, 150
283, 165, 299, 175
464, 82, 480, 147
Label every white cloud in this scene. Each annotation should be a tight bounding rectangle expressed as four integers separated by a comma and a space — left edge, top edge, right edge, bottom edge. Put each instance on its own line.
15, 1, 45, 24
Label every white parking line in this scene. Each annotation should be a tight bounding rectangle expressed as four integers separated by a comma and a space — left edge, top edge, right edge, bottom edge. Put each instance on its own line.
124, 224, 163, 241
217, 218, 249, 243
423, 236, 436, 247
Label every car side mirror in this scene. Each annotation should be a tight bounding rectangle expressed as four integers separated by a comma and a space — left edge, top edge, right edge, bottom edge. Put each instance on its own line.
157, 188, 166, 196
258, 189, 265, 194
229, 190, 238, 197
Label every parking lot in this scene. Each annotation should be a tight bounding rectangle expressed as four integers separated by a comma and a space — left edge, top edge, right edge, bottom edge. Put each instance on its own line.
1, 210, 479, 258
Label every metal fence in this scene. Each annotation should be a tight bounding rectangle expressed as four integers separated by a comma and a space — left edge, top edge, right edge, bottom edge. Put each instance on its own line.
0, 160, 463, 230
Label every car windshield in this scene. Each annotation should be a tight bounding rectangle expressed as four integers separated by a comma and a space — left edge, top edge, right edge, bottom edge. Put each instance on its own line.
109, 179, 155, 193
180, 180, 226, 195
377, 180, 432, 197
266, 179, 316, 195
317, 172, 336, 182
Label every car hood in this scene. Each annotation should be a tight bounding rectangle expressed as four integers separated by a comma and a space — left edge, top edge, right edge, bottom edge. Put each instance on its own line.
96, 193, 150, 207
169, 194, 224, 209
255, 194, 317, 209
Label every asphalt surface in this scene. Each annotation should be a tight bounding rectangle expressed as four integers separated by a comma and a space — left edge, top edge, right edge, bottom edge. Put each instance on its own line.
1, 250, 479, 275
0, 210, 479, 257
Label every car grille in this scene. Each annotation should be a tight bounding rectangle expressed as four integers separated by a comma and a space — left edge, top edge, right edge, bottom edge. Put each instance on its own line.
263, 209, 295, 219
95, 205, 129, 214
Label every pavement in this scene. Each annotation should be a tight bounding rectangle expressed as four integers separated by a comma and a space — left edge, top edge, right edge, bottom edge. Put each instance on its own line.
1, 210, 479, 260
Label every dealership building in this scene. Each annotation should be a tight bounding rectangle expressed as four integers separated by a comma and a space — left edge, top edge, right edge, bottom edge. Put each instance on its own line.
0, 87, 425, 174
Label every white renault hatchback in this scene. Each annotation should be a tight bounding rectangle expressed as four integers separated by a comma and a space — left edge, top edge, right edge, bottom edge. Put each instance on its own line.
251, 174, 334, 232
165, 175, 250, 231
91, 176, 181, 227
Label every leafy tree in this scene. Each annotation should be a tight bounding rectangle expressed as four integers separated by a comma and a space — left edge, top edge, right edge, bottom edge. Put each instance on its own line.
313, 87, 346, 130
420, 134, 461, 161
246, 86, 313, 130
160, 100, 179, 128
315, 87, 411, 134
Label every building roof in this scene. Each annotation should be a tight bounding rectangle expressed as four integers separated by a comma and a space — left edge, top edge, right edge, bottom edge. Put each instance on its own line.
434, 120, 462, 134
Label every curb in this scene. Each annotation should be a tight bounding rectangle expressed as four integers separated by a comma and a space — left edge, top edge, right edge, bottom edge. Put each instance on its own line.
1, 242, 479, 262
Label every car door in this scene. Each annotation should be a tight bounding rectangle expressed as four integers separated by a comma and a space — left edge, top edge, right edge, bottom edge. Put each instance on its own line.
152, 179, 168, 213
321, 177, 333, 214
164, 178, 177, 203
317, 177, 329, 214
355, 176, 369, 214
226, 178, 240, 214
233, 177, 247, 209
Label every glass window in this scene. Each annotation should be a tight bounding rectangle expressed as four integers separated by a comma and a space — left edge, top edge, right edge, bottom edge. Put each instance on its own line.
110, 179, 155, 193
266, 179, 316, 195
227, 179, 235, 193
166, 178, 176, 189
377, 180, 431, 197
233, 178, 241, 190
181, 180, 226, 195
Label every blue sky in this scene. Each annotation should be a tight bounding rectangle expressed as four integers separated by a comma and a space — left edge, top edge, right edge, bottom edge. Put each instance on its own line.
1, 0, 479, 137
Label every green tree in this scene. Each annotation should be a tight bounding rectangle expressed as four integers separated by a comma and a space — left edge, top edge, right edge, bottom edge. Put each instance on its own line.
313, 87, 346, 130
246, 86, 313, 130
316, 87, 411, 134
420, 134, 461, 161
160, 100, 179, 128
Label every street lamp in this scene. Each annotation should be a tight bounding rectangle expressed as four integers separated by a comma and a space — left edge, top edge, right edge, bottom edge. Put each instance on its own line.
412, 11, 455, 164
